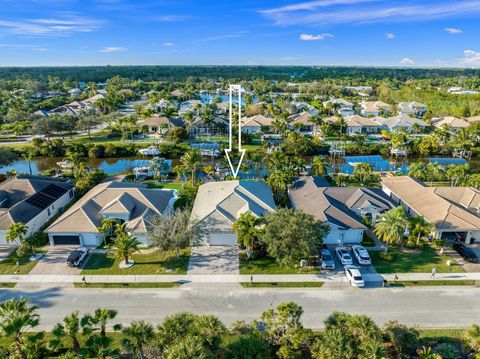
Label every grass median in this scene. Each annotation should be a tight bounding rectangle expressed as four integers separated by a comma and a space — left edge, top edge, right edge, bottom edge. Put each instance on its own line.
241, 282, 324, 288
389, 280, 475, 287
74, 282, 182, 288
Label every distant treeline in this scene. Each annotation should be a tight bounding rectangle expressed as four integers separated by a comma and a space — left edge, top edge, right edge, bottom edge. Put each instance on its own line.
2, 65, 480, 82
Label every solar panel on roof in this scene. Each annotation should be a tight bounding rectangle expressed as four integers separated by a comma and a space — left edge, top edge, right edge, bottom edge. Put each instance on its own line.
25, 192, 56, 209
41, 184, 68, 198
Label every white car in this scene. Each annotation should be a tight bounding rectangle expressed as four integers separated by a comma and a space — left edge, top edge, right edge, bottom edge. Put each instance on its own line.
67, 247, 90, 267
335, 247, 353, 265
352, 245, 372, 265
344, 265, 365, 288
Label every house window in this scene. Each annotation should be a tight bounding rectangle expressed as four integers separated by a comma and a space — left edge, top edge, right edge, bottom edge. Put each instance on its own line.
69, 190, 74, 198
47, 209, 51, 216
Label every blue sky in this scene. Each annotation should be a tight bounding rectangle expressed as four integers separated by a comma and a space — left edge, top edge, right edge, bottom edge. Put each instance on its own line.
1, 0, 480, 67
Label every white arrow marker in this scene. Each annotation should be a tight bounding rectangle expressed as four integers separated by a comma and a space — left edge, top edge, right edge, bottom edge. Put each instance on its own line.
225, 84, 246, 179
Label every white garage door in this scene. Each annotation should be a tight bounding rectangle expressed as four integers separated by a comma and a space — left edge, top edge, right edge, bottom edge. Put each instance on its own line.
209, 233, 237, 246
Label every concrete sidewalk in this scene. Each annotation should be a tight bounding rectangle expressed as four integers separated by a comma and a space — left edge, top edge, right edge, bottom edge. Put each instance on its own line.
1, 272, 479, 284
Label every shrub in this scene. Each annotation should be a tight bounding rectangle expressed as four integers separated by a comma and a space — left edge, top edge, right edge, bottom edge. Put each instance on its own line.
361, 232, 376, 247
432, 238, 446, 247
433, 343, 461, 359
378, 251, 395, 262
406, 241, 416, 250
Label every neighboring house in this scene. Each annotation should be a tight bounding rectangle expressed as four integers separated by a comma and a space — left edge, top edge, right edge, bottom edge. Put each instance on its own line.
171, 89, 186, 98
189, 116, 228, 136
360, 101, 391, 116
241, 115, 274, 134
432, 117, 470, 132
289, 176, 395, 245
82, 93, 106, 104
178, 100, 202, 116
322, 98, 355, 117
292, 101, 318, 115
448, 87, 480, 95
343, 115, 381, 134
381, 176, 480, 244
288, 112, 317, 134
0, 175, 75, 245
32, 109, 50, 118
398, 102, 427, 117
375, 114, 428, 132
190, 180, 276, 245
46, 181, 177, 247
50, 100, 95, 117
141, 116, 184, 134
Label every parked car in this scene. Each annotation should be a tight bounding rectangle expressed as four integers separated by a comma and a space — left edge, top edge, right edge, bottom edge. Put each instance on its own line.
344, 265, 365, 288
67, 247, 90, 267
453, 242, 478, 263
319, 248, 335, 270
352, 245, 372, 265
335, 247, 353, 265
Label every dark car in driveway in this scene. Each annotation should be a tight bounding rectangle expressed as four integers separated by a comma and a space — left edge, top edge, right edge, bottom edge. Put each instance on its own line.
453, 242, 478, 263
66, 247, 90, 267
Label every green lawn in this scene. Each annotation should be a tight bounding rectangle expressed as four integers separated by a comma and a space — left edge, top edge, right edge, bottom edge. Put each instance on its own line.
241, 282, 324, 288
81, 248, 190, 275
371, 246, 464, 273
145, 181, 183, 191
239, 257, 318, 274
390, 280, 475, 287
0, 248, 44, 275
74, 282, 181, 288
0, 283, 16, 288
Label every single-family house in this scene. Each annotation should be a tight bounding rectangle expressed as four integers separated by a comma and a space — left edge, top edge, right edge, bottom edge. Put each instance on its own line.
360, 101, 392, 117
432, 117, 470, 132
288, 112, 317, 134
46, 181, 177, 246
398, 102, 427, 117
241, 115, 274, 134
344, 115, 381, 134
289, 176, 395, 245
171, 89, 186, 98
0, 175, 75, 245
189, 116, 228, 136
190, 180, 276, 245
179, 100, 203, 116
375, 114, 428, 132
381, 176, 480, 244
82, 93, 106, 104
292, 101, 318, 115
141, 116, 184, 135
323, 98, 355, 117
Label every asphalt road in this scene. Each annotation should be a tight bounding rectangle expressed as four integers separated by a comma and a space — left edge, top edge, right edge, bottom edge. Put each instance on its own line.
1, 285, 479, 330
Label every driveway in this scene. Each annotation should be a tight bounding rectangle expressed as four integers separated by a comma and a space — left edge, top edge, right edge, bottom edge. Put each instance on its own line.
0, 247, 15, 262
29, 246, 86, 275
187, 246, 239, 274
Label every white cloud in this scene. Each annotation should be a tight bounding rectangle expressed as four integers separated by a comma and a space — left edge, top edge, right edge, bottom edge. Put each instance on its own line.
99, 46, 127, 53
300, 33, 334, 41
201, 31, 247, 42
400, 57, 414, 65
260, 1, 480, 26
162, 42, 174, 47
385, 32, 395, 39
462, 49, 480, 64
154, 15, 189, 22
0, 14, 103, 37
445, 27, 462, 34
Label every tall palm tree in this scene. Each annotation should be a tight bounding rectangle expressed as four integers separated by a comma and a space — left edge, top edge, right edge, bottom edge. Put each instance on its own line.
51, 311, 82, 354
181, 149, 202, 185
232, 211, 263, 258
97, 218, 117, 246
407, 216, 434, 245
407, 162, 426, 181
22, 149, 35, 176
66, 151, 83, 174
121, 321, 155, 359
6, 222, 28, 246
425, 162, 442, 185
465, 324, 480, 355
182, 110, 195, 131
452, 128, 474, 150
311, 156, 328, 177
0, 298, 40, 359
446, 164, 469, 187
109, 232, 141, 267
359, 339, 386, 359
374, 206, 408, 248
416, 346, 441, 359
200, 108, 214, 136
81, 308, 121, 338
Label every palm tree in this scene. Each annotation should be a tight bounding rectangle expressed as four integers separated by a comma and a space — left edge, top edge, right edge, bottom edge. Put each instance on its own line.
374, 206, 408, 248
311, 156, 328, 177
181, 149, 202, 185
162, 106, 178, 118
66, 151, 83, 174
465, 324, 480, 355
446, 164, 469, 187
121, 321, 155, 359
359, 339, 386, 359
182, 110, 195, 131
232, 211, 263, 258
425, 162, 442, 185
407, 216, 434, 246
416, 346, 441, 359
407, 162, 426, 181
22, 149, 35, 176
6, 222, 28, 246
200, 108, 214, 136
51, 311, 82, 354
203, 165, 215, 179
452, 128, 474, 150
109, 232, 141, 267
0, 298, 40, 359
97, 218, 117, 246
81, 308, 121, 338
